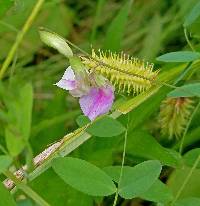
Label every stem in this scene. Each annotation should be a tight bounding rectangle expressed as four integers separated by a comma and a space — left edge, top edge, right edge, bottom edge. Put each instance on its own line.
184, 28, 195, 52
179, 99, 200, 154
171, 154, 200, 205
0, 20, 19, 32
112, 115, 129, 206
0, 0, 45, 79
9, 53, 18, 85
4, 170, 50, 206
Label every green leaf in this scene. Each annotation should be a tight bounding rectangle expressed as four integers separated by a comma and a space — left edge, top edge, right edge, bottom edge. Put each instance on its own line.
126, 130, 181, 167
184, 148, 200, 168
86, 116, 125, 137
174, 197, 200, 206
167, 83, 200, 97
0, 0, 13, 18
184, 1, 200, 27
139, 14, 162, 60
103, 165, 172, 203
156, 51, 200, 62
19, 83, 33, 140
168, 166, 200, 199
76, 115, 90, 127
30, 168, 93, 206
52, 157, 116, 196
0, 155, 12, 174
140, 180, 173, 204
39, 27, 73, 58
107, 160, 162, 199
5, 127, 25, 157
103, 0, 132, 51
0, 182, 16, 206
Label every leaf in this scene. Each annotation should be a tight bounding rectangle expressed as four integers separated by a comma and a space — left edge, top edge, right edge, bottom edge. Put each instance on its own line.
104, 160, 161, 199
167, 83, 200, 97
76, 115, 90, 127
174, 197, 200, 206
139, 14, 162, 60
103, 165, 172, 203
52, 157, 116, 196
30, 168, 93, 206
86, 116, 125, 137
19, 83, 33, 140
4, 83, 33, 156
5, 127, 25, 157
0, 0, 13, 18
103, 0, 132, 51
184, 148, 200, 168
168, 166, 200, 199
0, 155, 12, 174
129, 86, 171, 129
126, 130, 181, 167
140, 180, 173, 204
156, 51, 200, 62
0, 182, 16, 206
184, 1, 200, 27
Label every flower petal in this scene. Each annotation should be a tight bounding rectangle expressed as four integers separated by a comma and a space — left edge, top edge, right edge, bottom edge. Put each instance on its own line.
55, 66, 77, 90
62, 66, 75, 81
79, 86, 114, 120
55, 79, 76, 90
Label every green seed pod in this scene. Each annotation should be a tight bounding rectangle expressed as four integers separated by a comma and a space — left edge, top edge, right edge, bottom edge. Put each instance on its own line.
39, 27, 73, 58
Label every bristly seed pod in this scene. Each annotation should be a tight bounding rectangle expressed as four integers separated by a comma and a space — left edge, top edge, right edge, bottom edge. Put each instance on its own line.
81, 50, 159, 95
159, 97, 194, 139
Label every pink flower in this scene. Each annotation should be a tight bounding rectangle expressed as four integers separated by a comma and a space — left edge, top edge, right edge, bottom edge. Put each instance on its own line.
79, 86, 114, 120
55, 66, 115, 120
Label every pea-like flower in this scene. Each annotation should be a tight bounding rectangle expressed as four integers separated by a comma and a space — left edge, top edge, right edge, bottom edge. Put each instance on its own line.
55, 66, 114, 120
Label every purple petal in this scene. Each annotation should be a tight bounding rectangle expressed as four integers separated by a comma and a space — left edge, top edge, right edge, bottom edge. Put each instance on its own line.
55, 66, 77, 90
55, 79, 76, 90
79, 86, 114, 120
62, 66, 75, 81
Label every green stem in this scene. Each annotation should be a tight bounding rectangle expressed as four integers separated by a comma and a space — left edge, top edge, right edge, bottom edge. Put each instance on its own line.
4, 170, 50, 206
184, 28, 195, 52
179, 99, 200, 154
0, 20, 19, 32
171, 154, 200, 205
112, 115, 129, 206
0, 0, 45, 79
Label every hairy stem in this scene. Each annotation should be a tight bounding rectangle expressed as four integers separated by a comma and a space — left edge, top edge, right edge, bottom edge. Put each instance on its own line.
0, 0, 45, 79
4, 170, 50, 206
